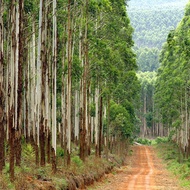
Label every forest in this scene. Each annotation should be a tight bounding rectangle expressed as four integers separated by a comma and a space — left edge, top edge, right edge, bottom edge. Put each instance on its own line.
0, 0, 190, 189
127, 0, 190, 141
128, 0, 188, 72
155, 1, 190, 157
0, 0, 141, 189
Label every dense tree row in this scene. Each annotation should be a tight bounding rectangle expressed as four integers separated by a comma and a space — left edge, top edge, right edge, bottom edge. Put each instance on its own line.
137, 71, 166, 138
155, 1, 190, 158
0, 0, 139, 181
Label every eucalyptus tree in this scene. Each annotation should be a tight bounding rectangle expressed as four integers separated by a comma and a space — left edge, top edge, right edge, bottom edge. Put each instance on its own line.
8, 0, 20, 181
0, 0, 5, 173
155, 1, 190, 157
137, 71, 157, 138
87, 0, 140, 156
52, 0, 57, 172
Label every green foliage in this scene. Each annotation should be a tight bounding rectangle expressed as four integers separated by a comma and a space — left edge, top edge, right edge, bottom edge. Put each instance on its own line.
155, 1, 190, 139
128, 0, 188, 49
90, 103, 95, 117
136, 138, 151, 145
110, 100, 134, 138
128, 0, 188, 71
71, 156, 84, 168
22, 143, 35, 159
136, 47, 160, 72
137, 71, 157, 134
3, 163, 10, 175
57, 147, 64, 158
155, 137, 168, 144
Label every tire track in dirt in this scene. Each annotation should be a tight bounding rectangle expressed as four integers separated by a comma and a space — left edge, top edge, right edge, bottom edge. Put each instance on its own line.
89, 145, 187, 190
125, 146, 155, 190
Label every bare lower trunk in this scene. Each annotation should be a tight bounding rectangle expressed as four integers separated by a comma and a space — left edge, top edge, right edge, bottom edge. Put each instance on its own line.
95, 88, 99, 157
46, 128, 51, 163
143, 93, 147, 138
52, 147, 56, 173
40, 124, 45, 166
0, 118, 4, 172
99, 96, 103, 157
9, 107, 15, 182
35, 132, 39, 166
106, 97, 110, 160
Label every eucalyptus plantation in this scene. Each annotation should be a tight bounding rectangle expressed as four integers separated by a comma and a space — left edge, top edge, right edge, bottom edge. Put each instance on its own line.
0, 0, 140, 183
155, 1, 190, 158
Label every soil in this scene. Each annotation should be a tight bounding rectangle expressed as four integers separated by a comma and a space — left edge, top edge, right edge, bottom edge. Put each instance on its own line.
88, 145, 188, 190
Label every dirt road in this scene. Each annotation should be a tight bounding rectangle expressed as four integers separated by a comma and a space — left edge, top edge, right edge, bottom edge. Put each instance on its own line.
89, 145, 186, 190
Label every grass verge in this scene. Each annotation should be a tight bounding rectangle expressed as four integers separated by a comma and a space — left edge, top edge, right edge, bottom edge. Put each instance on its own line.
154, 139, 190, 188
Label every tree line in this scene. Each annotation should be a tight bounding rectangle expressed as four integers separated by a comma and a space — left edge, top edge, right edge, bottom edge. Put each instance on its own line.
0, 0, 140, 181
155, 1, 190, 157
127, 0, 189, 138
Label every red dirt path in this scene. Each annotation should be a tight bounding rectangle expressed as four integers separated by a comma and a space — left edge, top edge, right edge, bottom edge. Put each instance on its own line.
88, 145, 187, 190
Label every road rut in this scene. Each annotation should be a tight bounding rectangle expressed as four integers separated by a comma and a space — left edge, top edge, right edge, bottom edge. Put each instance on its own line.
89, 145, 187, 190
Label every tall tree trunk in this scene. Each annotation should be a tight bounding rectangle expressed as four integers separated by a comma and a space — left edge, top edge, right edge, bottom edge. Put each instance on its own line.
15, 0, 24, 166
40, 0, 46, 167
30, 18, 36, 142
143, 91, 147, 138
46, 2, 51, 163
0, 0, 5, 172
35, 0, 43, 166
9, 0, 18, 181
99, 96, 103, 157
95, 87, 99, 157
66, 0, 72, 165
74, 89, 79, 142
106, 97, 110, 160
52, 0, 57, 172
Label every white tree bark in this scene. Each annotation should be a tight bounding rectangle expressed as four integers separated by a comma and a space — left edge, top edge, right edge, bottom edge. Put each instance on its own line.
31, 20, 36, 140
74, 89, 79, 140
52, 0, 57, 154
36, 0, 43, 146
14, 2, 19, 130
95, 87, 99, 146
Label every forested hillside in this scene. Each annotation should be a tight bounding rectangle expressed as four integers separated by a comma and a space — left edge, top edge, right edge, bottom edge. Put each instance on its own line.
0, 0, 140, 188
128, 0, 188, 71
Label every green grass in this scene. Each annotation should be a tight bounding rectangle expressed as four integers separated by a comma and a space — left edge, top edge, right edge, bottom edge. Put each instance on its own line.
155, 141, 190, 188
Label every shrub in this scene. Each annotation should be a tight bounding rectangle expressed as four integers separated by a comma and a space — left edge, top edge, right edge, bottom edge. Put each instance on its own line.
136, 138, 151, 145
71, 156, 83, 167
57, 147, 64, 158
155, 137, 168, 144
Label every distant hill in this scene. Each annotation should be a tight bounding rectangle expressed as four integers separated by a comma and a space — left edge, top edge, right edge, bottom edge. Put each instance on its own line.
127, 0, 188, 11
127, 0, 189, 71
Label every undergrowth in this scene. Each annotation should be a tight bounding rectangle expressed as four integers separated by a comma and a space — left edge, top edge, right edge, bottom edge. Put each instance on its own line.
136, 136, 168, 145
155, 140, 190, 188
0, 142, 120, 190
